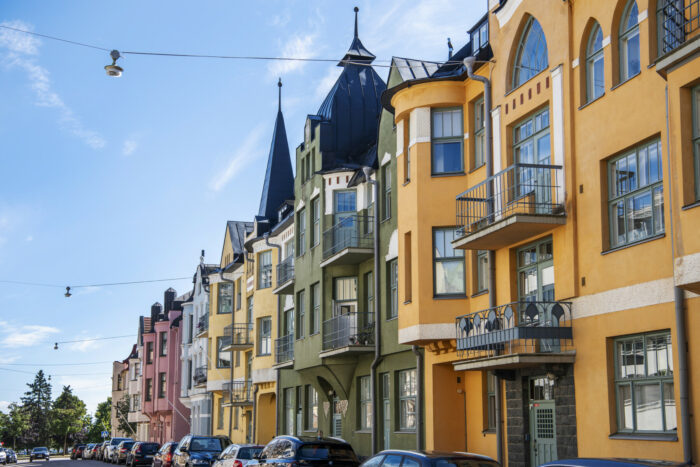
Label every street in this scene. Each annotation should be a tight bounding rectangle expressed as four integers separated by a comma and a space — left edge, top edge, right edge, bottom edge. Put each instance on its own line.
18, 460, 105, 467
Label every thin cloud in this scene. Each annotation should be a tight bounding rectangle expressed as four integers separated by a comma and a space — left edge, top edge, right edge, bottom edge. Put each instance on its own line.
0, 324, 59, 348
122, 138, 139, 156
314, 67, 342, 102
0, 20, 105, 149
0, 355, 21, 364
267, 34, 318, 78
0, 401, 11, 412
209, 125, 266, 192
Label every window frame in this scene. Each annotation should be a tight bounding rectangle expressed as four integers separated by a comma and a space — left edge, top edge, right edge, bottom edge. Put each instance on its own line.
305, 385, 318, 431
297, 208, 306, 256
431, 107, 464, 175
158, 372, 166, 399
258, 317, 272, 356
359, 376, 372, 431
474, 97, 486, 170
486, 371, 496, 430
432, 227, 467, 297
145, 378, 153, 402
310, 282, 320, 335
619, 0, 641, 83
258, 250, 272, 289
159, 332, 168, 357
146, 342, 154, 364
476, 250, 489, 293
512, 17, 549, 89
693, 86, 700, 201
398, 369, 417, 431
218, 282, 233, 314
387, 260, 398, 319
216, 336, 231, 369
311, 197, 320, 248
382, 164, 392, 220
236, 279, 242, 310
586, 23, 605, 102
296, 289, 306, 340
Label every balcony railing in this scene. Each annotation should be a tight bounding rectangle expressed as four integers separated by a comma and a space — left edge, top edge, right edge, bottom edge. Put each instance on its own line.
196, 313, 209, 336
322, 312, 375, 352
275, 334, 294, 364
193, 366, 207, 385
277, 255, 294, 286
222, 323, 254, 350
658, 0, 700, 55
322, 214, 373, 261
455, 301, 573, 360
223, 380, 253, 406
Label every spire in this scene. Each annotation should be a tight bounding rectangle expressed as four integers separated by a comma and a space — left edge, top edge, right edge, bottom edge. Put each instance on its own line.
257, 81, 294, 222
338, 6, 376, 66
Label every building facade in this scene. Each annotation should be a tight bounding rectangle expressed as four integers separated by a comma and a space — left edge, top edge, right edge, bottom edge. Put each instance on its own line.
127, 319, 150, 441
110, 359, 129, 437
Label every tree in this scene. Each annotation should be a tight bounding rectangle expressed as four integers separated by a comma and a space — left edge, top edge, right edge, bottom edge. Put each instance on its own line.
114, 395, 136, 437
87, 398, 112, 443
6, 403, 30, 450
51, 385, 87, 454
20, 370, 52, 446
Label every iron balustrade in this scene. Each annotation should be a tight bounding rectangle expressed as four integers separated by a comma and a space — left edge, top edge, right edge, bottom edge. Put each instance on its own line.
222, 323, 254, 347
275, 334, 294, 364
276, 255, 295, 286
322, 312, 375, 351
658, 0, 700, 55
456, 163, 564, 236
322, 214, 373, 260
455, 301, 573, 359
224, 380, 253, 405
196, 313, 209, 335
193, 366, 207, 385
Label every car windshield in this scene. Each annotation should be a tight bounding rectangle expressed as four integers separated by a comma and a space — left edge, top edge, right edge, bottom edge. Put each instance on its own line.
190, 438, 224, 452
435, 460, 499, 467
141, 444, 159, 454
33, 448, 48, 453
237, 448, 263, 460
112, 439, 131, 445
298, 444, 357, 461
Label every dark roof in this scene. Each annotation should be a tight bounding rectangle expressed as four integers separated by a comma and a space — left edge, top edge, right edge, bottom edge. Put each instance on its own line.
257, 80, 294, 225
227, 221, 255, 257
338, 7, 376, 66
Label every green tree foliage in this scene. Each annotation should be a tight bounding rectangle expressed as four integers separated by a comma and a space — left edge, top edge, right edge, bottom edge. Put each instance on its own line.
51, 385, 88, 455
20, 370, 52, 446
115, 395, 136, 437
87, 398, 112, 443
5, 403, 30, 450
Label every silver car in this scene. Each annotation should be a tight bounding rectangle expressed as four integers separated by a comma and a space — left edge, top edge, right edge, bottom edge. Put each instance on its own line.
212, 444, 264, 467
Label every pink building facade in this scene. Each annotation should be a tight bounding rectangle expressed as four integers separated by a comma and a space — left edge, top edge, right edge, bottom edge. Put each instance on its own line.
141, 289, 191, 444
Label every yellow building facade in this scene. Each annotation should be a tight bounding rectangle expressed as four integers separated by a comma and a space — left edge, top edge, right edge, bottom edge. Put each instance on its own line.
388, 0, 699, 465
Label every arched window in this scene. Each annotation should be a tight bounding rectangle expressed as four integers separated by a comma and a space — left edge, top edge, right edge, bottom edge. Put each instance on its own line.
619, 0, 641, 82
512, 17, 549, 89
586, 23, 605, 101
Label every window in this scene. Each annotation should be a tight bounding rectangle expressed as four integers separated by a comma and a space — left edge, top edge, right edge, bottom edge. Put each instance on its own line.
364, 271, 374, 325
609, 140, 664, 248
404, 116, 411, 183
216, 337, 231, 368
512, 17, 548, 89
188, 315, 194, 343
657, 0, 686, 55
388, 260, 398, 319
235, 350, 241, 367
398, 369, 417, 430
433, 228, 466, 296
296, 290, 305, 339
306, 385, 318, 431
247, 296, 254, 325
217, 396, 224, 430
615, 331, 675, 433
486, 372, 496, 430
145, 378, 152, 401
404, 232, 412, 302
117, 374, 122, 390
431, 108, 463, 175
132, 394, 140, 411
310, 282, 320, 335
159, 332, 167, 356
258, 317, 272, 355
284, 388, 294, 435
471, 19, 489, 54
619, 0, 641, 82
476, 250, 488, 293
693, 86, 700, 200
586, 23, 605, 102
234, 407, 239, 430
146, 342, 154, 364
311, 198, 320, 247
382, 165, 392, 220
236, 279, 242, 310
474, 97, 486, 169
218, 282, 233, 314
355, 376, 372, 430
297, 208, 306, 256
258, 251, 272, 289
158, 372, 166, 398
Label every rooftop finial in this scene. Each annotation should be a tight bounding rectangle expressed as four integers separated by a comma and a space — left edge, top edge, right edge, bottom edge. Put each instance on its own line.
447, 37, 454, 60
354, 6, 359, 39
278, 77, 282, 111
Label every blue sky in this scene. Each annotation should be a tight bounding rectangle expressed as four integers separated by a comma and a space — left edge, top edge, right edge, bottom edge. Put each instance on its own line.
0, 0, 485, 414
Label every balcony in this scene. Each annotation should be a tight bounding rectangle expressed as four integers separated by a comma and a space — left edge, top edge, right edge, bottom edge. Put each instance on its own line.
453, 301, 575, 371
320, 214, 373, 267
320, 312, 374, 358
273, 255, 295, 295
453, 163, 565, 250
221, 323, 254, 351
193, 366, 207, 386
657, 0, 700, 73
274, 334, 294, 368
223, 380, 253, 406
196, 313, 209, 337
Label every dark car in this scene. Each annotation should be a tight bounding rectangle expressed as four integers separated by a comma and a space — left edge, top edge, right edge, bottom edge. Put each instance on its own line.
360, 451, 500, 467
173, 435, 232, 467
249, 436, 359, 467
113, 441, 135, 464
153, 442, 178, 467
126, 442, 161, 467
5, 449, 18, 464
213, 444, 264, 467
29, 447, 50, 462
540, 459, 686, 467
71, 444, 87, 460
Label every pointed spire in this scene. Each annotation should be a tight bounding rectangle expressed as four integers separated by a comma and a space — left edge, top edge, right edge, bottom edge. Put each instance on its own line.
278, 77, 282, 112
354, 6, 359, 38
338, 6, 376, 66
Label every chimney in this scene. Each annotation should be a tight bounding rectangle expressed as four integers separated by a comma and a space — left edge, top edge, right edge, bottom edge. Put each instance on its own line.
151, 302, 162, 325
164, 288, 176, 313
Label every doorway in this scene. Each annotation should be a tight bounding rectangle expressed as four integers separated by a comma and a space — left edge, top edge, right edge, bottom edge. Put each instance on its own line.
528, 376, 557, 466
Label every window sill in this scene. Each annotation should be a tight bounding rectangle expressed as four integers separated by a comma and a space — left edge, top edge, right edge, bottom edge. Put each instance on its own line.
481, 429, 496, 435
578, 93, 605, 110
601, 233, 665, 255
611, 71, 641, 91
468, 164, 485, 174
257, 353, 271, 357
386, 316, 398, 322
471, 289, 489, 298
403, 180, 411, 186
381, 217, 392, 225
431, 171, 466, 178
682, 199, 700, 211
403, 300, 412, 305
354, 430, 372, 434
394, 430, 417, 434
433, 294, 468, 300
609, 432, 678, 442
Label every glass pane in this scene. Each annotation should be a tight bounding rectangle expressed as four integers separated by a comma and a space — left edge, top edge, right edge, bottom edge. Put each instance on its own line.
536, 134, 551, 164
432, 141, 462, 173
616, 157, 628, 196
435, 260, 465, 295
634, 383, 663, 431
626, 32, 641, 78
664, 382, 677, 431
434, 230, 445, 258
519, 267, 538, 300
625, 1, 639, 31
618, 338, 644, 378
519, 246, 537, 267
628, 190, 652, 242
514, 18, 549, 87
653, 186, 664, 233
648, 142, 660, 183
647, 333, 672, 376
433, 112, 443, 138
617, 384, 634, 430
638, 146, 648, 187
451, 110, 463, 137
627, 153, 637, 191
516, 140, 534, 164
400, 399, 416, 429
589, 25, 603, 54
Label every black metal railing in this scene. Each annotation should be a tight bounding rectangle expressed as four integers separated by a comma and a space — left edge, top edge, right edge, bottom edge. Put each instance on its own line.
455, 301, 573, 359
276, 255, 294, 286
322, 312, 375, 351
322, 214, 373, 260
222, 323, 254, 347
196, 313, 209, 335
275, 334, 294, 364
658, 0, 700, 55
224, 380, 253, 405
456, 163, 564, 237
193, 366, 207, 385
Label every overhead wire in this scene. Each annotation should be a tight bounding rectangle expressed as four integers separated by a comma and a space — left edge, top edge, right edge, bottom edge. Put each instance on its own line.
0, 276, 190, 289
55, 335, 133, 345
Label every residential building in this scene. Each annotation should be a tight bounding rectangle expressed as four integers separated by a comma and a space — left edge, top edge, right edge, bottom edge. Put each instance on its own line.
180, 254, 217, 436
384, 0, 700, 465
110, 358, 129, 437
127, 318, 150, 441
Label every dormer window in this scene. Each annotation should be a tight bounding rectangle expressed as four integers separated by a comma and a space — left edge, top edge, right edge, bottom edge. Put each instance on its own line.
471, 19, 489, 54
305, 119, 312, 144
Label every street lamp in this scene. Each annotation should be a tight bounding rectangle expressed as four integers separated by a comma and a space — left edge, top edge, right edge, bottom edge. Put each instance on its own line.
65, 286, 72, 297
105, 50, 123, 77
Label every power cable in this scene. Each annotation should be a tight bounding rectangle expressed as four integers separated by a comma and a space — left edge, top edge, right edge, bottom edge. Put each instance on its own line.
0, 277, 190, 289
0, 367, 111, 377
55, 335, 132, 345
0, 361, 114, 366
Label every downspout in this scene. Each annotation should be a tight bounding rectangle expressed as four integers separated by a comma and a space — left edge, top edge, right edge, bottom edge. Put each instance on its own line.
411, 345, 424, 450
363, 166, 382, 455
265, 233, 283, 439
464, 56, 503, 465
220, 258, 237, 439
252, 385, 260, 443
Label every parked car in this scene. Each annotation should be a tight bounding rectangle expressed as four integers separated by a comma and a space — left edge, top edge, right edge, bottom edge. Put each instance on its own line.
112, 441, 135, 464
153, 443, 178, 467
5, 449, 17, 464
248, 436, 359, 467
126, 442, 160, 467
540, 459, 686, 467
360, 451, 500, 467
173, 435, 231, 467
98, 441, 110, 460
84, 444, 98, 460
213, 444, 263, 467
0, 448, 7, 465
71, 444, 87, 460
29, 447, 50, 462
104, 438, 133, 463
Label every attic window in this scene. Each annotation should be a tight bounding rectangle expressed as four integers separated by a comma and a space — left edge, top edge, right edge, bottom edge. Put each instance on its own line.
305, 120, 312, 144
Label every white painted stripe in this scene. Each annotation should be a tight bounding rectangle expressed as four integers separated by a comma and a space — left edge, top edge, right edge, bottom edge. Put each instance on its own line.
464, 132, 470, 139
385, 229, 398, 262
602, 36, 611, 47
638, 9, 648, 22
409, 136, 430, 148
398, 323, 455, 344
494, 0, 524, 28
381, 151, 392, 167
310, 186, 320, 200
551, 65, 566, 204
572, 58, 579, 68
675, 252, 700, 287
296, 198, 305, 212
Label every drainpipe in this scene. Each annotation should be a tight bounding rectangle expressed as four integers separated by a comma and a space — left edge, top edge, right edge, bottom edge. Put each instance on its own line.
363, 166, 382, 455
464, 56, 503, 465
411, 345, 424, 450
220, 258, 237, 439
252, 385, 260, 443
264, 233, 283, 438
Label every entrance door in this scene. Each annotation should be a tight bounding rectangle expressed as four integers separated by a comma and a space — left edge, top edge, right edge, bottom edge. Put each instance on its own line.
529, 377, 557, 466
332, 397, 342, 438
382, 373, 391, 449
